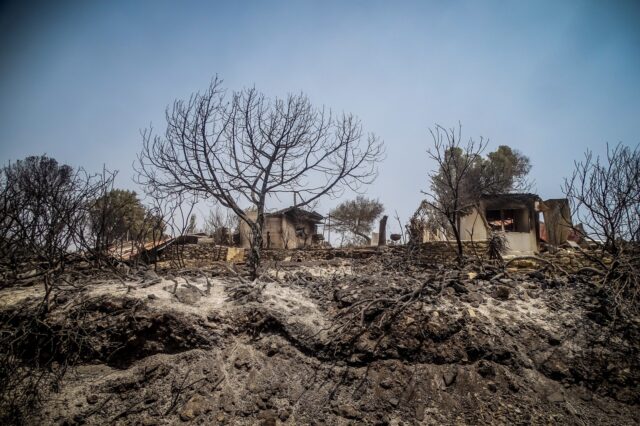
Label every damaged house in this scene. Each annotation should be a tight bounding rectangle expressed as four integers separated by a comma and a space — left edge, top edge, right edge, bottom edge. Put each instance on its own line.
425, 193, 573, 255
239, 207, 324, 249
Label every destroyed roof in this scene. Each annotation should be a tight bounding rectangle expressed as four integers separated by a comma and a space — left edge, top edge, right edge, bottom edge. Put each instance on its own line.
268, 206, 324, 223
480, 193, 541, 202
480, 193, 541, 210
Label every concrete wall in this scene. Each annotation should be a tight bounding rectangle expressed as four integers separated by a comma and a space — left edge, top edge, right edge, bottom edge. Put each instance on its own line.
458, 205, 538, 255
504, 231, 537, 255
459, 207, 488, 241
542, 199, 572, 245
238, 211, 316, 249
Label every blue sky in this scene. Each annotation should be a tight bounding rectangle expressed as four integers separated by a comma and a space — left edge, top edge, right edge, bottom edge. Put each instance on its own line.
1, 0, 639, 233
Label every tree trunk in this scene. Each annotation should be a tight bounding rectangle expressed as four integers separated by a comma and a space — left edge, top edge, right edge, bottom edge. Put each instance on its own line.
248, 213, 265, 280
354, 231, 371, 245
451, 218, 463, 263
378, 215, 388, 247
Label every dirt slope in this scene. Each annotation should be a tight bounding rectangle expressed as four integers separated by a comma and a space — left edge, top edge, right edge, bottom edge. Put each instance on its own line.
1, 258, 639, 425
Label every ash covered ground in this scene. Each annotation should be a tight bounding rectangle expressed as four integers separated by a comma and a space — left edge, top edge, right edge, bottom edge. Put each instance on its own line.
1, 251, 639, 425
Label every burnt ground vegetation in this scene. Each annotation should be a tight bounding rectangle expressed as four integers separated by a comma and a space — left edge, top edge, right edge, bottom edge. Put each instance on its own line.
1, 247, 639, 425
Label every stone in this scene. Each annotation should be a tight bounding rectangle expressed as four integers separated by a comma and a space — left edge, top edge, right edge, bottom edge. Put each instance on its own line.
477, 361, 496, 378
528, 271, 545, 280
179, 395, 207, 421
547, 391, 564, 403
465, 292, 484, 304
86, 394, 99, 404
147, 294, 157, 300
415, 402, 426, 421
450, 281, 468, 294
234, 358, 249, 369
547, 333, 561, 346
278, 408, 291, 421
493, 286, 510, 300
380, 378, 394, 389
443, 369, 457, 387
575, 386, 592, 401
389, 397, 399, 407
139, 414, 160, 426
258, 409, 276, 420
175, 286, 202, 305
335, 404, 361, 419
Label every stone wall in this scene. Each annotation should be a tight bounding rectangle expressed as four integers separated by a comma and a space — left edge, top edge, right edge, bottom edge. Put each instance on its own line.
157, 240, 620, 272
159, 242, 230, 267
261, 241, 489, 264
539, 247, 613, 272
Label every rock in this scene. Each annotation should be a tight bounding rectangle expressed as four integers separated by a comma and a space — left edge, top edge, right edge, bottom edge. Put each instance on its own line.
144, 270, 159, 280
575, 386, 592, 401
257, 409, 277, 424
528, 271, 545, 280
547, 391, 565, 403
175, 286, 202, 305
86, 394, 99, 405
389, 397, 399, 407
380, 378, 394, 389
442, 286, 456, 296
56, 295, 69, 304
415, 402, 426, 421
547, 333, 561, 346
539, 355, 570, 380
179, 395, 207, 421
450, 281, 468, 294
493, 286, 510, 300
465, 292, 484, 304
335, 404, 361, 419
139, 414, 160, 426
266, 342, 279, 357
443, 369, 457, 387
234, 358, 249, 369
477, 361, 496, 378
278, 408, 291, 421
147, 294, 158, 300
487, 382, 498, 393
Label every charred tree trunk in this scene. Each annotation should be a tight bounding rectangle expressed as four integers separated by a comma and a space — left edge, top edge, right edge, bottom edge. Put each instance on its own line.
450, 215, 464, 263
378, 215, 388, 247
248, 213, 265, 280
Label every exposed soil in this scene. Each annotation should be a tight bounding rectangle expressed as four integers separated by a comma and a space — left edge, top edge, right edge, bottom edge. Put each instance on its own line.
1, 255, 639, 425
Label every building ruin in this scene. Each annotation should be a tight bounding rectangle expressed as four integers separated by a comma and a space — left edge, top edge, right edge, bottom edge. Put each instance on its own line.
239, 207, 324, 249
423, 193, 573, 255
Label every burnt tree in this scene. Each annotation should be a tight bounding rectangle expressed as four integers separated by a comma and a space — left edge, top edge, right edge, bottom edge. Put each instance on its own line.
564, 143, 640, 255
137, 77, 383, 278
423, 124, 487, 261
422, 123, 531, 261
563, 143, 640, 314
0, 156, 114, 311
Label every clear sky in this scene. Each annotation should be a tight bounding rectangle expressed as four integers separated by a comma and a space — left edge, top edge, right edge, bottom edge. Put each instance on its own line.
1, 0, 639, 234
